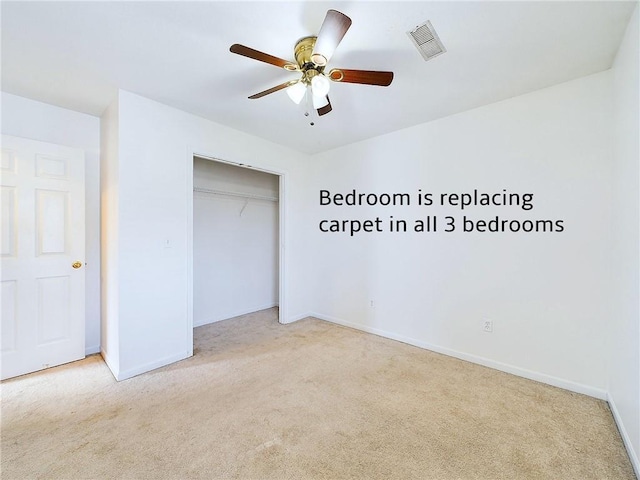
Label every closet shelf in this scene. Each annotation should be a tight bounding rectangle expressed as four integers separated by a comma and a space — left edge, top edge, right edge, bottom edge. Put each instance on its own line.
193, 186, 278, 202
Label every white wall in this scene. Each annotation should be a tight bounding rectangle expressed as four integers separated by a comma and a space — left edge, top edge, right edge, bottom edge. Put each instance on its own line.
101, 89, 310, 380
1, 92, 101, 355
193, 158, 279, 325
610, 5, 640, 474
306, 71, 613, 398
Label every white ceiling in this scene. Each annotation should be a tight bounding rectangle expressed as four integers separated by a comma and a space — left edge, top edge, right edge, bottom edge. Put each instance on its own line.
1, 1, 636, 153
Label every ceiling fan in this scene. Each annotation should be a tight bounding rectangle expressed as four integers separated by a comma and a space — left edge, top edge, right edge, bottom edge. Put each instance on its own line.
230, 9, 394, 121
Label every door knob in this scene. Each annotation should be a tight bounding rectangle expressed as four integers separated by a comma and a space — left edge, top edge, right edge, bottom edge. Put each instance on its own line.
72, 261, 83, 269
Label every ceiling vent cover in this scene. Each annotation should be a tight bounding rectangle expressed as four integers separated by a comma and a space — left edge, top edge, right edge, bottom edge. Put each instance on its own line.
407, 20, 446, 61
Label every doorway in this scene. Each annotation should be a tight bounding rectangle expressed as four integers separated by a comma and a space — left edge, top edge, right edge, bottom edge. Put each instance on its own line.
189, 156, 283, 331
1, 135, 86, 379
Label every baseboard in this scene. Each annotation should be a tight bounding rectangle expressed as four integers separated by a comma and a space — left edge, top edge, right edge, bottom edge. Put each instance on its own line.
608, 392, 640, 478
194, 303, 279, 327
284, 312, 312, 324
100, 349, 119, 381
310, 312, 608, 400
116, 351, 191, 381
85, 345, 100, 356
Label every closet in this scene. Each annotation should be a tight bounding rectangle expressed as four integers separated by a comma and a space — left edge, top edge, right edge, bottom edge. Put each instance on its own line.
193, 157, 279, 327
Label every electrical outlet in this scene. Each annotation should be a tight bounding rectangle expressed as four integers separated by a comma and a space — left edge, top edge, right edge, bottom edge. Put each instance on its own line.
370, 300, 374, 308
483, 320, 493, 333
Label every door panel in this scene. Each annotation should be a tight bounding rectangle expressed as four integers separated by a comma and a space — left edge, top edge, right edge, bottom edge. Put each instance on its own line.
1, 280, 17, 351
1, 187, 17, 257
1, 148, 17, 173
1, 135, 85, 380
37, 275, 71, 344
36, 154, 68, 179
37, 189, 69, 255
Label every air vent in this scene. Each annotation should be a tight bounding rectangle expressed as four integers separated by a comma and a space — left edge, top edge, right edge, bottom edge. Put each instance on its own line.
407, 20, 446, 61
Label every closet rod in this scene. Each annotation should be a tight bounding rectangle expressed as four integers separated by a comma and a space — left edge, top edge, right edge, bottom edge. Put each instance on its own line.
193, 186, 278, 202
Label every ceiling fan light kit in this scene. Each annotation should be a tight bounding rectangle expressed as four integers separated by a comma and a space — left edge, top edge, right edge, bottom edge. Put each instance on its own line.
311, 74, 331, 97
286, 82, 307, 104
230, 9, 394, 122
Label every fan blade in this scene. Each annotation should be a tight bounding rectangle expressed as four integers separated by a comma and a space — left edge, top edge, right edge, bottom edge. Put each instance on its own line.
230, 44, 297, 70
317, 96, 332, 116
311, 10, 352, 66
248, 81, 297, 99
328, 69, 394, 86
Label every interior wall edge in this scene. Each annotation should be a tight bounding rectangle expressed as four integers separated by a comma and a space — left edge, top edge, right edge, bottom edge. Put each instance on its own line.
608, 392, 640, 478
310, 311, 608, 401
609, 3, 640, 467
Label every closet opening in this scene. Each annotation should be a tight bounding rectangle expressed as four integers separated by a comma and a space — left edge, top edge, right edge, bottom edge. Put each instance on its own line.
190, 155, 283, 337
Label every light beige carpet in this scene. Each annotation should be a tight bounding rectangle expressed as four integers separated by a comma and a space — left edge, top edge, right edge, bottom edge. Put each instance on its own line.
1, 308, 635, 479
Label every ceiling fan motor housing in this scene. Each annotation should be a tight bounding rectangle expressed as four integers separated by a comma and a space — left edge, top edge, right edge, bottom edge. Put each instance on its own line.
294, 36, 326, 78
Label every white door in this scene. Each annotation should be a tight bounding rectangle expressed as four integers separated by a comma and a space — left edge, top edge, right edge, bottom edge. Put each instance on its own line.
1, 135, 85, 380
